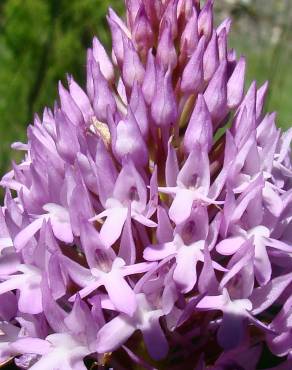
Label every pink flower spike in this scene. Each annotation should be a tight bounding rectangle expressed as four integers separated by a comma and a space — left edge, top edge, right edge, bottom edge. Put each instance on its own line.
1, 0, 292, 366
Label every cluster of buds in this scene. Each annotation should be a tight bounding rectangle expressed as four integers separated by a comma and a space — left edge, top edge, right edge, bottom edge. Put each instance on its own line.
0, 0, 291, 369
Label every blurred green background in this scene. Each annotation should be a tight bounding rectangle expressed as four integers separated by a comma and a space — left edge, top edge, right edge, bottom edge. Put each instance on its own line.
0, 0, 291, 177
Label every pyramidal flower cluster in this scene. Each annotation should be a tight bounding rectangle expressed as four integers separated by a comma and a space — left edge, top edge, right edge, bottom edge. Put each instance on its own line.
0, 0, 292, 369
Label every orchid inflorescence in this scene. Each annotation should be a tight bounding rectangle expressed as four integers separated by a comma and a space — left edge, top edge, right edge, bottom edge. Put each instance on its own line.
0, 0, 291, 369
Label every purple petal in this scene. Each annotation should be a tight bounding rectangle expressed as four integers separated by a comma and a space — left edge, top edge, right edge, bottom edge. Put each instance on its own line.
14, 217, 44, 251
68, 76, 94, 123
92, 62, 116, 122
263, 185, 283, 217
122, 36, 145, 89
96, 315, 135, 353
251, 272, 292, 315
143, 241, 177, 262
50, 218, 73, 244
203, 30, 219, 82
100, 207, 128, 247
254, 242, 271, 286
156, 206, 173, 243
142, 50, 156, 104
11, 338, 51, 355
173, 245, 201, 293
18, 282, 43, 314
103, 270, 137, 316
216, 235, 245, 255
204, 60, 227, 125
113, 111, 148, 167
156, 19, 177, 71
184, 94, 213, 153
227, 56, 246, 109
119, 208, 136, 265
198, 244, 219, 294
60, 255, 92, 288
151, 65, 178, 127
169, 189, 195, 225
180, 8, 198, 55
166, 140, 179, 187
58, 81, 84, 126
80, 218, 104, 269
181, 36, 205, 93
92, 36, 114, 82
178, 145, 210, 196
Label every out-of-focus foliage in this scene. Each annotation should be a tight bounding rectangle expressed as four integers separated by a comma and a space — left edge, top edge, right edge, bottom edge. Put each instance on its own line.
0, 0, 123, 175
0, 0, 291, 177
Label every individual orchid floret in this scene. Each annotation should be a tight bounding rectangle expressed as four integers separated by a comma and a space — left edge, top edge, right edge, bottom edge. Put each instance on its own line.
14, 203, 73, 251
160, 144, 221, 225
96, 293, 168, 361
62, 245, 156, 317
10, 292, 99, 370
196, 288, 272, 350
217, 225, 292, 286
144, 206, 225, 293
91, 160, 156, 247
0, 264, 42, 314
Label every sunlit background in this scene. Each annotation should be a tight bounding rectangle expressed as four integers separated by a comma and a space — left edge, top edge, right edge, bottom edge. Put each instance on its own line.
0, 0, 291, 177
